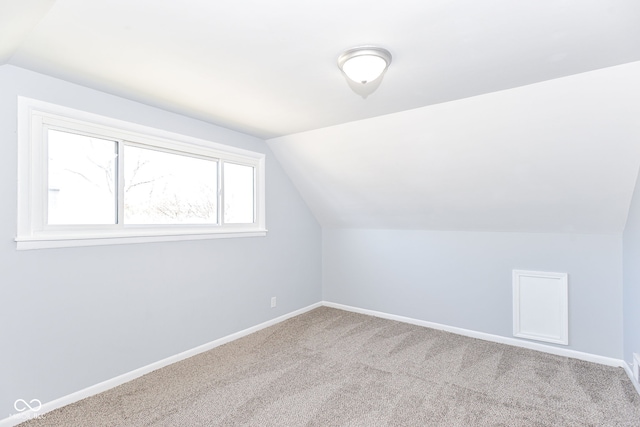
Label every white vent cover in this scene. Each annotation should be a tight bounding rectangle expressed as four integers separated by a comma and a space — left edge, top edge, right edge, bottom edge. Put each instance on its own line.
513, 270, 568, 345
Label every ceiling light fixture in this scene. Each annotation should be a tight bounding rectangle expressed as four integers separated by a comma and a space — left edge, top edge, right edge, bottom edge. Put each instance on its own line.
338, 46, 392, 84
338, 46, 392, 97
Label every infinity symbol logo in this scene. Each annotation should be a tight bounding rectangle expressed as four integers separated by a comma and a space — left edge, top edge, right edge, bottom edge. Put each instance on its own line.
14, 399, 42, 412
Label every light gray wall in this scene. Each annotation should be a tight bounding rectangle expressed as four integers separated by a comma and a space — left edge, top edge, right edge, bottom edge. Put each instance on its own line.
623, 168, 640, 367
0, 65, 322, 417
323, 228, 623, 358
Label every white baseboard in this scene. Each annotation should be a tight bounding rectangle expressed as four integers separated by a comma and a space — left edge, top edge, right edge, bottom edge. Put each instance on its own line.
323, 301, 625, 368
624, 361, 640, 396
0, 302, 322, 427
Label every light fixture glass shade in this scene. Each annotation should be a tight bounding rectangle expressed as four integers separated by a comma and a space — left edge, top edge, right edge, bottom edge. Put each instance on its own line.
338, 47, 392, 85
342, 55, 387, 84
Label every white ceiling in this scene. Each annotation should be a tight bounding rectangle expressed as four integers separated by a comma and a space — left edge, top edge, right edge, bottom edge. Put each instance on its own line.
3, 0, 640, 233
268, 62, 640, 233
2, 0, 640, 138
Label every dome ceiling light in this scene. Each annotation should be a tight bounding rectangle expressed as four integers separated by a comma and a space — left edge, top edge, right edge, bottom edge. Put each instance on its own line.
337, 46, 392, 97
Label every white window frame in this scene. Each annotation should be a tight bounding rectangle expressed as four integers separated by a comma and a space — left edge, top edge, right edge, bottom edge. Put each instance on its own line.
16, 97, 266, 250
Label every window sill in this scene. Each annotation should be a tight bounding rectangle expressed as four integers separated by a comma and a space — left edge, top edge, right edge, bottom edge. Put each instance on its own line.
15, 229, 268, 250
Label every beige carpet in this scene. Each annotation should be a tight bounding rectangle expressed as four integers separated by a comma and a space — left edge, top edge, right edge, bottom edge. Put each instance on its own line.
19, 307, 640, 426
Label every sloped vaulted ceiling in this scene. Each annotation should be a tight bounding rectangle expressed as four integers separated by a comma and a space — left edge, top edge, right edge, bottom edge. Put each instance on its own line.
2, 0, 640, 138
268, 63, 640, 233
2, 0, 640, 233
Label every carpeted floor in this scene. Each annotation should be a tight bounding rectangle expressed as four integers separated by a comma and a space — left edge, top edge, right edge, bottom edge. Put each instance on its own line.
19, 307, 640, 426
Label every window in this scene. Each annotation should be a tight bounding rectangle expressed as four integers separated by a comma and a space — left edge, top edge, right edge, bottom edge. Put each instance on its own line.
17, 97, 266, 250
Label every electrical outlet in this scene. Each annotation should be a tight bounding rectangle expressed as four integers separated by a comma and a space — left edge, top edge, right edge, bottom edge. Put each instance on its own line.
271, 297, 276, 308
633, 353, 640, 382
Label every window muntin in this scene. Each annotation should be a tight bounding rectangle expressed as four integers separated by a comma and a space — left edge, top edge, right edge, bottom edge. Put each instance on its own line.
17, 97, 266, 249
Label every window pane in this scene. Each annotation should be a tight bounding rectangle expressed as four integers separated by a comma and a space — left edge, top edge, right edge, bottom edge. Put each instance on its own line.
124, 146, 217, 224
48, 130, 117, 225
224, 163, 254, 224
